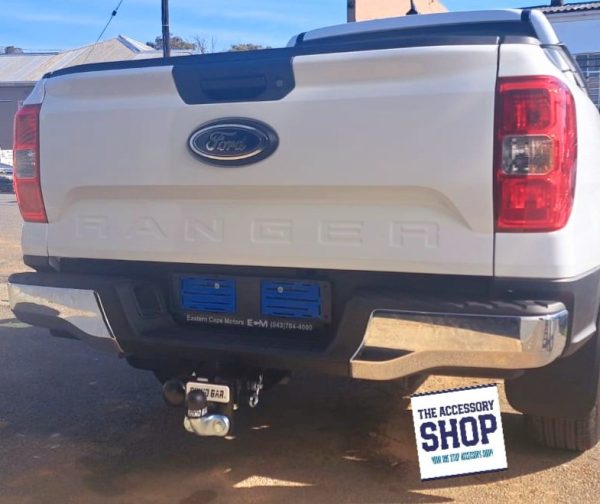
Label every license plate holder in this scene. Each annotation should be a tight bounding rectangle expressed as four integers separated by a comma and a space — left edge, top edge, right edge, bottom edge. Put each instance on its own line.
172, 274, 331, 332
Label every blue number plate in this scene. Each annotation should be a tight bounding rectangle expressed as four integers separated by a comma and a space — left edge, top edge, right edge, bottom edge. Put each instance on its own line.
180, 277, 236, 314
261, 280, 322, 319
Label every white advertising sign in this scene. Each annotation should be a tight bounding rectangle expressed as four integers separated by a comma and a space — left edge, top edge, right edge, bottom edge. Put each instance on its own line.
411, 384, 507, 480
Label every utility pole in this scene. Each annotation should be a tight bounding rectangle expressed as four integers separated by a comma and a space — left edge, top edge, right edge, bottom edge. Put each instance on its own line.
161, 0, 171, 58
407, 0, 419, 15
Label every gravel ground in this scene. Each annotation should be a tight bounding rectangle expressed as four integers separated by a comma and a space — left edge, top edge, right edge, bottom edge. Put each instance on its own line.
0, 193, 599, 503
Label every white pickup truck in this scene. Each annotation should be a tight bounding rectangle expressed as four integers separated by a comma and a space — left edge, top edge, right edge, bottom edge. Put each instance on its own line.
8, 9, 600, 449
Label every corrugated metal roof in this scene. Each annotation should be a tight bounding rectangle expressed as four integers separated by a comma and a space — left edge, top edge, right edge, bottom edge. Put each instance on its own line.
0, 36, 155, 84
533, 2, 600, 14
0, 54, 55, 83
118, 35, 156, 53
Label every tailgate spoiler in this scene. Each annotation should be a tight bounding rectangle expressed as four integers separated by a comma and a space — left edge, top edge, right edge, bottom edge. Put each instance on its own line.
44, 9, 555, 85
296, 9, 558, 46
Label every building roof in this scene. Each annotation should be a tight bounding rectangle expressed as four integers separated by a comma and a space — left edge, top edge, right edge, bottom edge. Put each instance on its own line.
0, 54, 55, 84
533, 2, 600, 14
0, 36, 155, 84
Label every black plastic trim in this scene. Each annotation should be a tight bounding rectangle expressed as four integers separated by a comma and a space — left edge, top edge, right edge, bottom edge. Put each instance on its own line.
492, 266, 600, 355
543, 42, 589, 90
298, 21, 535, 46
172, 55, 295, 105
23, 254, 52, 272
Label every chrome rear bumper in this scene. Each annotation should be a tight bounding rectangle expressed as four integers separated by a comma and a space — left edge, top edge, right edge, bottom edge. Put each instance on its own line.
8, 276, 568, 381
8, 282, 122, 355
351, 309, 568, 380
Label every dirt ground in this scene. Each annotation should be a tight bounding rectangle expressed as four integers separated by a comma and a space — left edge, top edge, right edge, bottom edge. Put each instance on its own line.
1, 193, 599, 503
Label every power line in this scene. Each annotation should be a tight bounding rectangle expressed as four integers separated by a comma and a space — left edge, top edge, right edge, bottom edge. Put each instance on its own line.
82, 0, 126, 64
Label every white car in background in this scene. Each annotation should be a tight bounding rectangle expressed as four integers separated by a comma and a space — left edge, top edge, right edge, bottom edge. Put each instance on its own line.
0, 163, 14, 193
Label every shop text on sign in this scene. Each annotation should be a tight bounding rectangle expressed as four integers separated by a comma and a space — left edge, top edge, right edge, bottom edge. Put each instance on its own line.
411, 384, 507, 480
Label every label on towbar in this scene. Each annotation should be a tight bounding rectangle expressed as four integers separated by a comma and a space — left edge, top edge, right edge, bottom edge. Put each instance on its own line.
186, 381, 231, 404
411, 384, 507, 481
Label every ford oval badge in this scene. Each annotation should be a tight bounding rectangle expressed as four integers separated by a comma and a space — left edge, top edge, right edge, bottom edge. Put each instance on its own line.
188, 118, 278, 167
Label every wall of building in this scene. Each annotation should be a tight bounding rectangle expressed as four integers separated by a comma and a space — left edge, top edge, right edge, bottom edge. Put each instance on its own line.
348, 0, 446, 22
546, 12, 600, 109
548, 13, 600, 53
0, 84, 34, 150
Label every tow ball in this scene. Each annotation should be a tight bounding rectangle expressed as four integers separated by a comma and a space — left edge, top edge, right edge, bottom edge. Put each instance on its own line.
184, 389, 231, 437
162, 373, 264, 438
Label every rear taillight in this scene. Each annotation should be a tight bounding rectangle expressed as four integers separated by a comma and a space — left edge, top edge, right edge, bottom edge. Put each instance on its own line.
13, 104, 47, 223
494, 76, 577, 232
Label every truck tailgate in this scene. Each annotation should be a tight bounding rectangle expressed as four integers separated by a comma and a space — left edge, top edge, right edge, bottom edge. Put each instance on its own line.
40, 44, 497, 275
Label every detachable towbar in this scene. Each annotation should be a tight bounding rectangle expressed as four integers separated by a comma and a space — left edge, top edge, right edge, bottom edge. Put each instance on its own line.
162, 372, 264, 438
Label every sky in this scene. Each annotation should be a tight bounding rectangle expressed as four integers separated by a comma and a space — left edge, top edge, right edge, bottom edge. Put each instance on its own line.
2, 1, 547, 52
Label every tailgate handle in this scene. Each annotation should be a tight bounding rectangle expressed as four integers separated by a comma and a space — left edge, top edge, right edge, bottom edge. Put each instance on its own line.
172, 54, 294, 104
199, 75, 268, 101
